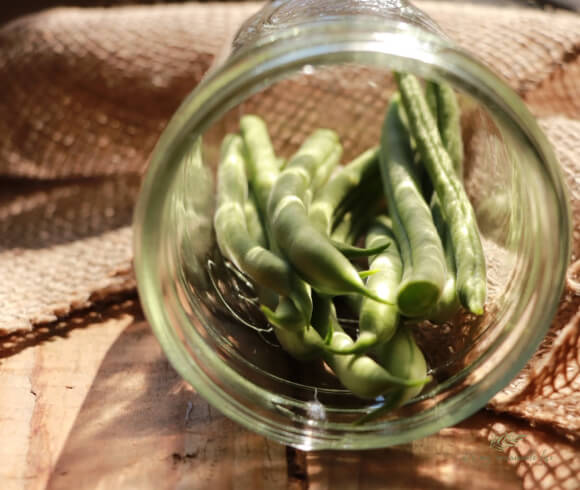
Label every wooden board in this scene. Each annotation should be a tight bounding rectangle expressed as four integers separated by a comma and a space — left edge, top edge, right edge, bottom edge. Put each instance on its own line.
1, 301, 576, 490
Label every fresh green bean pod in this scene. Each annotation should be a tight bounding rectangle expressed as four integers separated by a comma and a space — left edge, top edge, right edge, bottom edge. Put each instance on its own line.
269, 318, 327, 362
376, 326, 428, 403
267, 296, 431, 396
214, 133, 311, 325
310, 145, 343, 195
330, 211, 353, 244
310, 292, 334, 342
330, 238, 389, 259
214, 135, 286, 292
240, 115, 282, 216
424, 80, 464, 320
261, 297, 311, 332
243, 164, 306, 315
272, 300, 432, 396
356, 325, 428, 423
215, 203, 290, 293
240, 115, 315, 322
379, 96, 446, 316
323, 308, 431, 399
427, 197, 461, 322
309, 147, 380, 235
396, 72, 486, 314
266, 292, 335, 361
329, 217, 402, 355
425, 80, 464, 178
244, 190, 268, 249
268, 131, 390, 301
425, 81, 439, 122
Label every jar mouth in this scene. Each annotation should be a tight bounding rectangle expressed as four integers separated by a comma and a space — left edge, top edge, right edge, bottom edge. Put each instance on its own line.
133, 19, 571, 449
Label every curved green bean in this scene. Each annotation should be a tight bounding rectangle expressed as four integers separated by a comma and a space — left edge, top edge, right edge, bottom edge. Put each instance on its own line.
309, 147, 380, 235
240, 115, 315, 322
376, 326, 428, 403
330, 238, 390, 259
356, 325, 428, 423
379, 96, 446, 316
323, 307, 431, 399
214, 133, 311, 326
396, 72, 486, 314
328, 216, 401, 355
265, 292, 334, 361
268, 316, 328, 362
268, 131, 391, 302
269, 300, 431, 396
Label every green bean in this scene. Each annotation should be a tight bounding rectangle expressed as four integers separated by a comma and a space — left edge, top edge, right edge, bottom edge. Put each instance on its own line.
330, 238, 389, 259
427, 197, 461, 322
376, 326, 428, 402
266, 293, 337, 361
310, 292, 334, 342
214, 133, 311, 325
240, 115, 281, 216
268, 315, 327, 362
271, 297, 431, 395
309, 147, 380, 235
268, 131, 391, 301
396, 72, 486, 314
425, 81, 438, 122
425, 80, 464, 178
330, 210, 353, 244
356, 325, 428, 423
240, 115, 315, 322
424, 81, 464, 320
239, 187, 279, 311
310, 145, 343, 194
379, 96, 446, 316
323, 307, 431, 399
328, 216, 401, 355
265, 292, 335, 361
261, 297, 311, 332
244, 190, 268, 249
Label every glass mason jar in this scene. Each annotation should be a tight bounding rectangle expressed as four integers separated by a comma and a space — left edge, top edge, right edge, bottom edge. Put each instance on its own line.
133, 0, 571, 449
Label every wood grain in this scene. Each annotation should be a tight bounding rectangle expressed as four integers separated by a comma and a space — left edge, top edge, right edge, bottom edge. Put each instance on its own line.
0, 302, 289, 490
1, 302, 576, 490
0, 302, 136, 490
46, 316, 289, 490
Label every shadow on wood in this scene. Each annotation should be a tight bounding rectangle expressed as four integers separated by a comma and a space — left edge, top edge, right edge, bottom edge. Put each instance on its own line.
46, 319, 288, 490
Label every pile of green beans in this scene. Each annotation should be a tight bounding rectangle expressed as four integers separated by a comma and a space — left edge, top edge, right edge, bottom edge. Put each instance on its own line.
212, 73, 486, 420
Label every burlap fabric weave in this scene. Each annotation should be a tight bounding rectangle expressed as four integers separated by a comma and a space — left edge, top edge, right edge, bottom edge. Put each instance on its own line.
0, 2, 578, 487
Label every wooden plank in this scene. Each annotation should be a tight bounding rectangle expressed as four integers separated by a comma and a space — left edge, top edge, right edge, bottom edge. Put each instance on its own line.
2, 301, 577, 490
44, 316, 288, 490
0, 301, 136, 490
304, 410, 580, 490
0, 302, 289, 490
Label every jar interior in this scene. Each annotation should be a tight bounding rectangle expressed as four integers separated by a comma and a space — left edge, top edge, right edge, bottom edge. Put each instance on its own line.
163, 60, 529, 426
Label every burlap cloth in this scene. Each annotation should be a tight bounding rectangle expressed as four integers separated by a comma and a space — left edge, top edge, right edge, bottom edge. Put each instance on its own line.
0, 1, 578, 487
